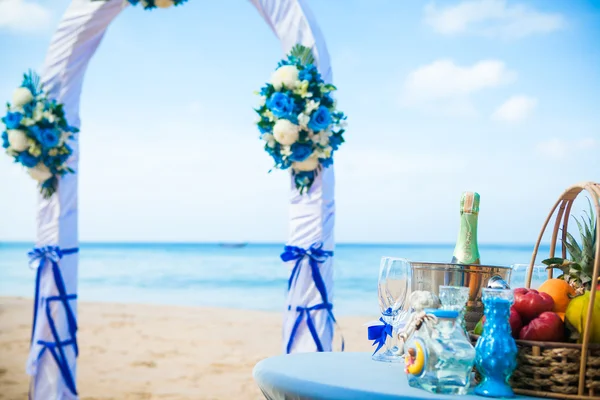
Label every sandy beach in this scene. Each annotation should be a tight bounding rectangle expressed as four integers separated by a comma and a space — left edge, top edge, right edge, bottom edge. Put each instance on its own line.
0, 297, 372, 400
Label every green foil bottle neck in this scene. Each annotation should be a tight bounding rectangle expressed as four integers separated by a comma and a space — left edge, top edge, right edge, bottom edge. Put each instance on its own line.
452, 192, 480, 264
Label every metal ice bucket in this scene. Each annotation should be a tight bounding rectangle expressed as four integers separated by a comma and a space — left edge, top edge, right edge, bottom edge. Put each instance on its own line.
409, 261, 512, 331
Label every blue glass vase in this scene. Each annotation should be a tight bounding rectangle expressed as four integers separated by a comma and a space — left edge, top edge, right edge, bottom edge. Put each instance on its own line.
475, 289, 518, 398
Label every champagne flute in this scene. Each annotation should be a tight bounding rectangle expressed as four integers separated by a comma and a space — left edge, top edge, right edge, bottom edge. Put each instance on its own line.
373, 257, 411, 362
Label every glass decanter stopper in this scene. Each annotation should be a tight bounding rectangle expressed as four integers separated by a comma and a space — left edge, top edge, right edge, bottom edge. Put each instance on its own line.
438, 286, 470, 334
404, 309, 476, 395
475, 289, 518, 398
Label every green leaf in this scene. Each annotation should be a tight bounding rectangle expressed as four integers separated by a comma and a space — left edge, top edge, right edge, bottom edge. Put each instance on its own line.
542, 257, 565, 266
289, 44, 316, 66
565, 231, 582, 261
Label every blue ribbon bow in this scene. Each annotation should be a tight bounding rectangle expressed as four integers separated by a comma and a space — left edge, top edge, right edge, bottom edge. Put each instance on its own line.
28, 246, 79, 396
281, 243, 344, 353
368, 317, 393, 355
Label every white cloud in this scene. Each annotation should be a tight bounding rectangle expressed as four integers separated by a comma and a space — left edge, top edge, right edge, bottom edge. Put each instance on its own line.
424, 0, 565, 39
535, 138, 598, 158
401, 59, 516, 116
0, 0, 52, 34
492, 95, 537, 122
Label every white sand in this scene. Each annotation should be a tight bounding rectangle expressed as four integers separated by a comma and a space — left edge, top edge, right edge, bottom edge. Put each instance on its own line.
0, 297, 373, 399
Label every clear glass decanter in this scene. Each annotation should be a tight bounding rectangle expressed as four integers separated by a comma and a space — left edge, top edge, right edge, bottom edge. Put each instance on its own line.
405, 308, 476, 395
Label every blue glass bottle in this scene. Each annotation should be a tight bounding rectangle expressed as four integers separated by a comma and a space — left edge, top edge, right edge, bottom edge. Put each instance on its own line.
475, 289, 518, 398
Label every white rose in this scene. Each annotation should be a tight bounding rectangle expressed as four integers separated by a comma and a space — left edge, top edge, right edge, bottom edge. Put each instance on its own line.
270, 65, 299, 91
7, 129, 29, 152
297, 113, 310, 128
12, 87, 34, 108
28, 163, 52, 182
293, 155, 319, 172
155, 0, 173, 7
273, 119, 299, 145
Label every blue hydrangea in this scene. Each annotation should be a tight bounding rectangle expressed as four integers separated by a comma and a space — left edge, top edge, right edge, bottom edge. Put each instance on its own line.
320, 157, 334, 168
2, 112, 23, 129
1, 131, 9, 149
17, 151, 39, 168
299, 64, 321, 82
329, 135, 343, 151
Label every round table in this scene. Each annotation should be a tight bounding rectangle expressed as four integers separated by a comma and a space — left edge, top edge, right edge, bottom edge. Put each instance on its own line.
253, 352, 532, 400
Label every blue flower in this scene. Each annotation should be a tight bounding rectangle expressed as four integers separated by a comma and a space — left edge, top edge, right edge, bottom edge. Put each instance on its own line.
329, 134, 343, 151
17, 151, 39, 168
321, 94, 334, 108
2, 112, 23, 129
1, 131, 9, 149
267, 93, 295, 118
38, 128, 60, 148
299, 65, 320, 82
289, 143, 313, 162
320, 157, 334, 168
308, 106, 332, 132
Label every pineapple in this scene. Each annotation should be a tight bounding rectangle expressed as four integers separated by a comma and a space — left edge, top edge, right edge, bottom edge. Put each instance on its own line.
542, 198, 597, 294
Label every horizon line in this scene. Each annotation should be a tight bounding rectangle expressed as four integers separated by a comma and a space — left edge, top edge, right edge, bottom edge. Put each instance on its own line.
0, 240, 552, 247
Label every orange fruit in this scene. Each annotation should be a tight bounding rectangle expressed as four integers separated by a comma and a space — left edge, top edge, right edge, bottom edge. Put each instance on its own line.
538, 279, 576, 313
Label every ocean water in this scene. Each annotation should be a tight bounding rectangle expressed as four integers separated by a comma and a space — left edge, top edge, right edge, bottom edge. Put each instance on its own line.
0, 242, 555, 316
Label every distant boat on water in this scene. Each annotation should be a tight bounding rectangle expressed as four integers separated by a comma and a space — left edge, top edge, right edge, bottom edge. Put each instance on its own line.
218, 243, 248, 248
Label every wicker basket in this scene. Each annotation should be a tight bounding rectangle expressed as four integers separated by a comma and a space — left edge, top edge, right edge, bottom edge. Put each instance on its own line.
510, 181, 600, 399
471, 182, 600, 399
471, 182, 600, 398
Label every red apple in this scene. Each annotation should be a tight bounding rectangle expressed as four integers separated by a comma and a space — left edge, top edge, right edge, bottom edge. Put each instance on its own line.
513, 288, 554, 323
519, 311, 565, 342
477, 306, 523, 338
509, 307, 523, 338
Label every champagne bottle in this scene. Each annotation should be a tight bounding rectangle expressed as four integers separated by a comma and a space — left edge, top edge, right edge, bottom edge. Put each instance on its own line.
451, 191, 481, 265
450, 191, 481, 333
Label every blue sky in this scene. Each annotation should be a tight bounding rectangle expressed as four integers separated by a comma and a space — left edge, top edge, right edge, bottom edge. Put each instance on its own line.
0, 0, 598, 244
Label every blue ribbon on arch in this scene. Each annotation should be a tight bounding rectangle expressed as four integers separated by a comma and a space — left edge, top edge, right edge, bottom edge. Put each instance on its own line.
281, 243, 344, 354
367, 317, 393, 355
28, 246, 79, 396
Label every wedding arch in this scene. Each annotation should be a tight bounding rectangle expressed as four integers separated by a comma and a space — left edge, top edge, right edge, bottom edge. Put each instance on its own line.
24, 0, 338, 398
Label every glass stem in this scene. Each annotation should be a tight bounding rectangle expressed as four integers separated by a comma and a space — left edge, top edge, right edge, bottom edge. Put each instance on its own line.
382, 314, 398, 353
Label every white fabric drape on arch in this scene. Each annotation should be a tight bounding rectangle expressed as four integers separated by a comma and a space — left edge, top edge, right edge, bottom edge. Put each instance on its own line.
249, 0, 338, 354
31, 0, 335, 398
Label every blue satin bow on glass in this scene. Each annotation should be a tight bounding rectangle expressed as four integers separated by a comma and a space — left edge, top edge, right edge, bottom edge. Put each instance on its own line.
281, 242, 344, 353
368, 317, 393, 355
28, 246, 79, 396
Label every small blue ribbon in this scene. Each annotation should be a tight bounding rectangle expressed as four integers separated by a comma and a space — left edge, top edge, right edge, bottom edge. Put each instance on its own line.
28, 246, 79, 396
281, 243, 333, 295
281, 243, 344, 353
368, 317, 393, 355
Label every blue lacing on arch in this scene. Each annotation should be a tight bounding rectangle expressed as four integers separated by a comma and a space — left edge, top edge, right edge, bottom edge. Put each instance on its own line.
281, 243, 344, 353
28, 246, 79, 396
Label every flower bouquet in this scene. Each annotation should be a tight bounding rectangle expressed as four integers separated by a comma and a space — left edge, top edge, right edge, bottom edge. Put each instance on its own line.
2, 71, 78, 198
255, 44, 346, 194
125, 0, 187, 9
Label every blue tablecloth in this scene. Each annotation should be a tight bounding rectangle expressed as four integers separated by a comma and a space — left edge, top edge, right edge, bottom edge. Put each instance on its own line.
253, 352, 533, 400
